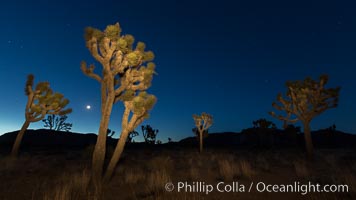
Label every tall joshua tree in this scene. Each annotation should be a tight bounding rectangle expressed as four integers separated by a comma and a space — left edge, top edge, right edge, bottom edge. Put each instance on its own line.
269, 75, 340, 159
12, 74, 72, 157
81, 22, 156, 182
193, 112, 213, 153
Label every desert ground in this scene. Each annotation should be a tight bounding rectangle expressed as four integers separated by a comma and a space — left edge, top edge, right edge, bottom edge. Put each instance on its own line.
0, 135, 355, 200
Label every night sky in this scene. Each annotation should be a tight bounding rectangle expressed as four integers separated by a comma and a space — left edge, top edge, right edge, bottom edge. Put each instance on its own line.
1, 0, 356, 142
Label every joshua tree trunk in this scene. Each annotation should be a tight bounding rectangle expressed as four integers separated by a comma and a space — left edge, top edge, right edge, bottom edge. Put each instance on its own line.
92, 95, 115, 183
11, 120, 30, 157
104, 128, 130, 182
303, 121, 314, 160
199, 130, 203, 153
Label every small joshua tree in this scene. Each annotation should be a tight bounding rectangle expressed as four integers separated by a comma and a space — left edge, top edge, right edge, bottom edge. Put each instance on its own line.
127, 130, 139, 143
142, 125, 159, 144
12, 74, 72, 157
193, 112, 213, 153
269, 75, 340, 159
81, 22, 156, 182
42, 114, 72, 131
252, 118, 276, 129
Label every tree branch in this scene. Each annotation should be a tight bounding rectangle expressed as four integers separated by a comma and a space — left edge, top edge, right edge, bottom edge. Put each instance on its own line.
81, 62, 102, 83
87, 38, 104, 63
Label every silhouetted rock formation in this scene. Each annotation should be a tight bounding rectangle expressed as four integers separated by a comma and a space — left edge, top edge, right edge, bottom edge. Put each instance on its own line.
0, 129, 117, 153
0, 128, 355, 154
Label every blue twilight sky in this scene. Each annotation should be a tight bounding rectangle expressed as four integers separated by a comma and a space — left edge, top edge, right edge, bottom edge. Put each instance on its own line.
0, 0, 356, 142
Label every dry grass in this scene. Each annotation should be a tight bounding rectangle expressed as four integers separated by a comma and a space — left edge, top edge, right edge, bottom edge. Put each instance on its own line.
146, 192, 205, 200
351, 161, 356, 173
81, 144, 95, 159
323, 154, 338, 168
147, 156, 174, 173
256, 154, 271, 172
293, 159, 309, 179
144, 155, 174, 194
217, 159, 239, 181
38, 169, 97, 200
1, 148, 355, 200
331, 169, 356, 192
124, 167, 146, 185
0, 155, 37, 172
189, 165, 200, 180
239, 159, 255, 179
146, 169, 171, 194
306, 192, 340, 200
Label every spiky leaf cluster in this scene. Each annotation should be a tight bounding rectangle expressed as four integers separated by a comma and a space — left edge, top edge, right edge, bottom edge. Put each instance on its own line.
25, 74, 72, 122
270, 75, 340, 123
193, 112, 213, 133
128, 92, 157, 118
81, 22, 156, 107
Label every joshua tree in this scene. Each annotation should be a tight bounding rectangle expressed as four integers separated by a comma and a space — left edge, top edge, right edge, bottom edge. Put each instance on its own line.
127, 130, 139, 143
269, 75, 340, 159
81, 22, 156, 182
192, 126, 208, 140
12, 74, 72, 157
252, 118, 276, 129
193, 112, 213, 153
42, 114, 72, 131
142, 125, 159, 144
